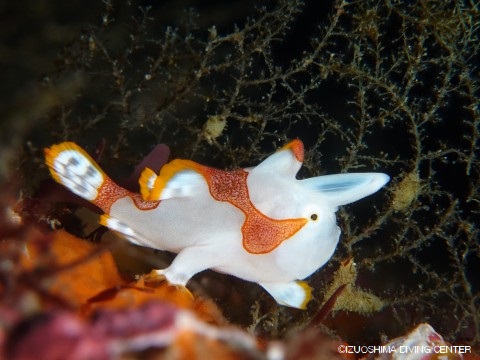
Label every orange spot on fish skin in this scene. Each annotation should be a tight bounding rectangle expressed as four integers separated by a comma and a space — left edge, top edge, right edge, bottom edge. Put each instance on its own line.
207, 169, 249, 204
130, 193, 160, 211
281, 139, 304, 162
242, 214, 307, 254
94, 177, 160, 213
200, 167, 307, 254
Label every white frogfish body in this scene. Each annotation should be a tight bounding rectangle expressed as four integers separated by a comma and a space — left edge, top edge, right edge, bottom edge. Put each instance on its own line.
45, 140, 389, 308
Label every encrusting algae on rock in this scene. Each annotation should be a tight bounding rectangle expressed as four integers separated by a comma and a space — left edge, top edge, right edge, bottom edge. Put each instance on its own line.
20, 229, 225, 322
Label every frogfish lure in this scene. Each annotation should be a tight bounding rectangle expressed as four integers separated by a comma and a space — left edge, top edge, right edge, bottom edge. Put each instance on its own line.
44, 140, 389, 309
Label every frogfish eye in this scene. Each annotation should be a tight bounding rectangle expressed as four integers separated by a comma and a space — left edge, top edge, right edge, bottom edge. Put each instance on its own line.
310, 213, 318, 221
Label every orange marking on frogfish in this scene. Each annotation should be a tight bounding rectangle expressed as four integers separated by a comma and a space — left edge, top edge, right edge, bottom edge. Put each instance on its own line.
200, 167, 307, 254
94, 177, 159, 213
281, 139, 304, 162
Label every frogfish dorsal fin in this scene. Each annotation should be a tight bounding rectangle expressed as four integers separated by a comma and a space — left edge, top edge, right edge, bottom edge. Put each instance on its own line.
139, 159, 205, 201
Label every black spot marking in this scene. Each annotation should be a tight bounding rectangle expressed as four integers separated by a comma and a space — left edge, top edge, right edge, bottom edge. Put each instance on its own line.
67, 157, 79, 166
86, 166, 96, 177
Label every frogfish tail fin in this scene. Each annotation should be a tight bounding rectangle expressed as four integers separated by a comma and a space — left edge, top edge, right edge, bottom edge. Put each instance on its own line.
44, 142, 108, 203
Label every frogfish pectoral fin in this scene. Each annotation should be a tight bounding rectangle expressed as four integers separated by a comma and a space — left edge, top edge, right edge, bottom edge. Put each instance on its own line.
260, 281, 313, 309
99, 214, 143, 246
